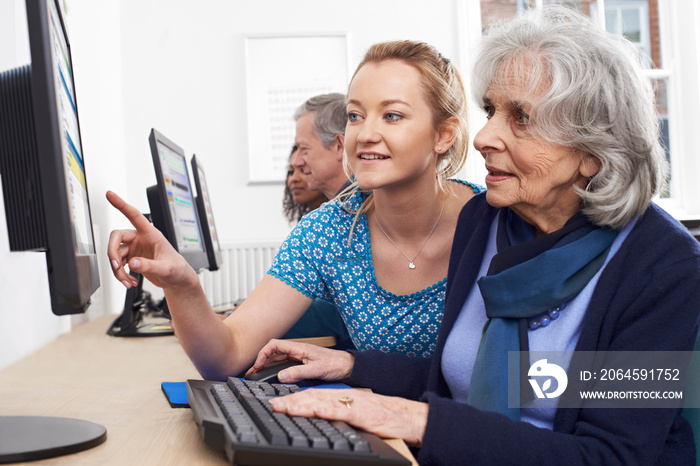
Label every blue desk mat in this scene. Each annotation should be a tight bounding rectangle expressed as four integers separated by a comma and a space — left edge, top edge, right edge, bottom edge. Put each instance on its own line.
162, 382, 189, 408
161, 380, 352, 409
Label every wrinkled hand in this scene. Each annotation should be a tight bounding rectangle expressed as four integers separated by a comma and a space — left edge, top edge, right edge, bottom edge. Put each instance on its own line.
269, 388, 428, 447
106, 190, 196, 290
249, 339, 355, 384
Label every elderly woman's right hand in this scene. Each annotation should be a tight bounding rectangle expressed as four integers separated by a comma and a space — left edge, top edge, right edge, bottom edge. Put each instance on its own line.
106, 190, 198, 290
249, 339, 355, 384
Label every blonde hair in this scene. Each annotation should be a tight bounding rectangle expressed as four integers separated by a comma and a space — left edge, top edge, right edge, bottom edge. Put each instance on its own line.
341, 40, 469, 238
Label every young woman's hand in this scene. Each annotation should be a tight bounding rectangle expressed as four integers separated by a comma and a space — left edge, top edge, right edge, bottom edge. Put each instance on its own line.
249, 339, 355, 383
106, 190, 198, 290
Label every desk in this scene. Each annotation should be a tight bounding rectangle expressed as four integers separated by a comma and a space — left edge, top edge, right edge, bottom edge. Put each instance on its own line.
0, 315, 417, 465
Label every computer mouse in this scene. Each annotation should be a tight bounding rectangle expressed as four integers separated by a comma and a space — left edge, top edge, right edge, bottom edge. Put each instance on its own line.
245, 360, 304, 383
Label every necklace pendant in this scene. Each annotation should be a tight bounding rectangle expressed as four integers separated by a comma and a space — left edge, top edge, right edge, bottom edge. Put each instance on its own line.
408, 261, 416, 269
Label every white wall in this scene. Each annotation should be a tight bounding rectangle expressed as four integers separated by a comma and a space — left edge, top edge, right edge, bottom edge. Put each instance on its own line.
104, 0, 475, 241
0, 0, 478, 370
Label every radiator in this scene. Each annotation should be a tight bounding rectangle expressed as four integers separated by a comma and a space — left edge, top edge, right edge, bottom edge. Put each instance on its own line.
198, 240, 281, 307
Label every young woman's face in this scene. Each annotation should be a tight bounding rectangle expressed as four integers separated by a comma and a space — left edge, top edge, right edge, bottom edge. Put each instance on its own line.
345, 59, 442, 191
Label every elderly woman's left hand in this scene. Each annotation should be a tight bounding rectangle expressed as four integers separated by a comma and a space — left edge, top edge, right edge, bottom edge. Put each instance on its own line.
268, 388, 428, 446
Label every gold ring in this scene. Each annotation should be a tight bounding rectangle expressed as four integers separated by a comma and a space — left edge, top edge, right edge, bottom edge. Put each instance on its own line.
338, 396, 353, 409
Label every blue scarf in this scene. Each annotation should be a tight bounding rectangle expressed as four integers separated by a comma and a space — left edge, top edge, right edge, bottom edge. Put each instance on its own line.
466, 209, 618, 421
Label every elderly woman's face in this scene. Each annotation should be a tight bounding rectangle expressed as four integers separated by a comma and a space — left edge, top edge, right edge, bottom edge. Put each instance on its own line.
473, 68, 598, 235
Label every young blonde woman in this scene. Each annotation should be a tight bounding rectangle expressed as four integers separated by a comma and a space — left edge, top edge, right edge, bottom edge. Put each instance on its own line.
106, 40, 483, 380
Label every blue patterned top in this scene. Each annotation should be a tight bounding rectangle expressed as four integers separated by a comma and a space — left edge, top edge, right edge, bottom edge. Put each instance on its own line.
268, 180, 484, 357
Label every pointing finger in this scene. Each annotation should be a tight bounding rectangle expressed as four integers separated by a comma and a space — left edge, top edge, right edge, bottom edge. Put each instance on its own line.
106, 190, 153, 232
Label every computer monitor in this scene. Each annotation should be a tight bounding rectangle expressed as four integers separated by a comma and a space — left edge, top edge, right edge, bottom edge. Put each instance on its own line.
191, 154, 223, 271
681, 219, 700, 243
0, 0, 100, 316
147, 128, 209, 271
0, 0, 106, 461
107, 129, 210, 337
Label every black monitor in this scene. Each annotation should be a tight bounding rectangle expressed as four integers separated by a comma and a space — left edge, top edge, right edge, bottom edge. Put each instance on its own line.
0, 0, 106, 461
0, 0, 100, 315
191, 154, 223, 271
681, 219, 700, 242
107, 129, 210, 337
147, 129, 209, 271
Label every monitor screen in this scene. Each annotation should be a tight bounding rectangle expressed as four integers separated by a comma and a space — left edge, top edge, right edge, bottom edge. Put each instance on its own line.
0, 0, 99, 315
191, 154, 223, 271
0, 0, 106, 461
147, 128, 209, 271
47, 0, 93, 256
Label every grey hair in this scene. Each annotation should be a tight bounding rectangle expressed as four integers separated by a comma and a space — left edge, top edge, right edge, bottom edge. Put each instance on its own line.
294, 93, 347, 147
472, 5, 667, 229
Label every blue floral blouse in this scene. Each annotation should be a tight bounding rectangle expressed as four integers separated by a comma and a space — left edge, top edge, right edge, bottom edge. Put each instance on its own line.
268, 180, 484, 357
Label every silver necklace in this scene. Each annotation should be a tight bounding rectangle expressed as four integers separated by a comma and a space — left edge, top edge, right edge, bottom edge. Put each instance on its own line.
374, 195, 445, 270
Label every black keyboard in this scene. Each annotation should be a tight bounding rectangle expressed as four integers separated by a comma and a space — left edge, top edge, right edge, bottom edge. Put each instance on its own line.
186, 378, 411, 466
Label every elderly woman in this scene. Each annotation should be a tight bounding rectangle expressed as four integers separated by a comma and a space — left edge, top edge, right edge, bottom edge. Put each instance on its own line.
253, 6, 700, 465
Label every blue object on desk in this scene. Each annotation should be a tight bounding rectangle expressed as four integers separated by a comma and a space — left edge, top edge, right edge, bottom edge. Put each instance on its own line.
299, 382, 352, 390
162, 381, 189, 408
298, 381, 352, 390
161, 380, 352, 409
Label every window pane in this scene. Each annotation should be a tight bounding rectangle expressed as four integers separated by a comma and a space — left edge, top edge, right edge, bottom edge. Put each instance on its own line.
480, 0, 536, 29
605, 9, 620, 33
481, 1, 598, 31
621, 8, 642, 42
600, 1, 661, 69
653, 78, 671, 198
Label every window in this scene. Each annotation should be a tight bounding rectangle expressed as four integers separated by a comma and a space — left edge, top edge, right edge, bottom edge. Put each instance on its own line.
599, 1, 651, 60
593, 1, 674, 199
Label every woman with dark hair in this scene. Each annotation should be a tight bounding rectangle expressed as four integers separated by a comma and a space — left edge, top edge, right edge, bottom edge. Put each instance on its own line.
282, 145, 327, 224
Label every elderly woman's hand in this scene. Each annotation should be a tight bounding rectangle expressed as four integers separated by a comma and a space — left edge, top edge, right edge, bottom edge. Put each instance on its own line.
269, 388, 428, 447
249, 339, 355, 384
106, 190, 198, 290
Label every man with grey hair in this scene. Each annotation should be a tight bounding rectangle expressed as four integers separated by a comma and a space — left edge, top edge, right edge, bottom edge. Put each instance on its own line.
292, 93, 349, 199
286, 93, 353, 349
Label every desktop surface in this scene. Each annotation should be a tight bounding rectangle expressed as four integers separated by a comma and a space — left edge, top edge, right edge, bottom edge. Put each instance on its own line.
0, 315, 416, 465
0, 315, 227, 465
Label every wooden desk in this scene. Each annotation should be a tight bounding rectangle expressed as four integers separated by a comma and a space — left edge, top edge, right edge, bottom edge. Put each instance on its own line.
0, 315, 417, 465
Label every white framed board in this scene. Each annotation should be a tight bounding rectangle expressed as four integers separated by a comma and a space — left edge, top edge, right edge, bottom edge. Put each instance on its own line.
244, 33, 349, 183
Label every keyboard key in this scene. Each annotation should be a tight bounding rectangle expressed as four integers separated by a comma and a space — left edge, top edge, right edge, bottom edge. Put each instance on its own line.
309, 436, 330, 449
331, 437, 351, 450
238, 431, 258, 444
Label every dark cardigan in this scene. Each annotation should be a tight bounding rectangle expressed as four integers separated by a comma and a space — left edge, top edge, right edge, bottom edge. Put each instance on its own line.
348, 193, 700, 465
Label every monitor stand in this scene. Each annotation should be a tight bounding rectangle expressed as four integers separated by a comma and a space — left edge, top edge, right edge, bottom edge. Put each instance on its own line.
106, 271, 174, 337
0, 416, 106, 462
